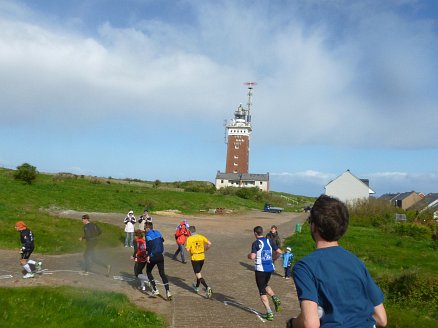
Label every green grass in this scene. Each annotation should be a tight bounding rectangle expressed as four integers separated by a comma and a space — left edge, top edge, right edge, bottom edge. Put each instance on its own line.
0, 286, 165, 327
285, 223, 438, 328
0, 167, 312, 253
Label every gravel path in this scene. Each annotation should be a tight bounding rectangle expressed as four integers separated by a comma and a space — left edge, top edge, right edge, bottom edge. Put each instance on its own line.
0, 210, 307, 327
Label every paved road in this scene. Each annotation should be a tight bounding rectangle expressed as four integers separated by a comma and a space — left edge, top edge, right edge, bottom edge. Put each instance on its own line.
0, 211, 307, 327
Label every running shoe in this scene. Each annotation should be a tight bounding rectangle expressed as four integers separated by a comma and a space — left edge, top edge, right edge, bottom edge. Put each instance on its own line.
23, 272, 34, 279
261, 312, 274, 321
152, 289, 160, 296
166, 290, 173, 301
272, 295, 283, 312
192, 282, 199, 293
206, 287, 213, 299
36, 261, 43, 272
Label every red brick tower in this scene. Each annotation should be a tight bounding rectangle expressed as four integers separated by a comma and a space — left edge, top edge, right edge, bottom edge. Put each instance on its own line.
225, 83, 255, 174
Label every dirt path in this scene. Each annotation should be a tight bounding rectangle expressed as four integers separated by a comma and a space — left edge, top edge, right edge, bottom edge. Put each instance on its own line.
0, 210, 307, 327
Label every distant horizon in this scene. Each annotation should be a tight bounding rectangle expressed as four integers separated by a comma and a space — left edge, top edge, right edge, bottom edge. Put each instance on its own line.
3, 164, 434, 199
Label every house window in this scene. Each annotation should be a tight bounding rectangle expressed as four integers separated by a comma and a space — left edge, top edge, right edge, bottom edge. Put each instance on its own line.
260, 181, 263, 185
221, 180, 224, 183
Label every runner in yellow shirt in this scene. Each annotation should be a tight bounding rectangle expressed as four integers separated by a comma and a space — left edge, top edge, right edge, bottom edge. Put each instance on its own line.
185, 226, 212, 299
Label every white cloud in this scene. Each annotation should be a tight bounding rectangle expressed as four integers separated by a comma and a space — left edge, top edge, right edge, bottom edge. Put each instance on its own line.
0, 0, 437, 150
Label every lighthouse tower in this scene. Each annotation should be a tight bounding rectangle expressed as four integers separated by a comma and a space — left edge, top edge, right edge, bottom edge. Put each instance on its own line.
215, 82, 269, 192
225, 83, 255, 173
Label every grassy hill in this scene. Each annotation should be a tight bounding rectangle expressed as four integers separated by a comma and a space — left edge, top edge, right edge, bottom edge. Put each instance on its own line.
0, 167, 314, 253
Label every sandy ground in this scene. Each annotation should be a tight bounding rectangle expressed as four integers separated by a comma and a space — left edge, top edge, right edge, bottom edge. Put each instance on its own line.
0, 210, 308, 327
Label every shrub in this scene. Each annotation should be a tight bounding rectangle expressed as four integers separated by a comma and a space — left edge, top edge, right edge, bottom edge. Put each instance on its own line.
348, 198, 398, 227
13, 163, 37, 184
393, 222, 431, 239
181, 181, 216, 193
137, 200, 156, 211
377, 270, 438, 311
217, 187, 238, 195
236, 187, 263, 201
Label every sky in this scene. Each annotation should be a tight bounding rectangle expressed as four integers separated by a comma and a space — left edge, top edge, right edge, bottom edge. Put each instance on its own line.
1, 0, 438, 197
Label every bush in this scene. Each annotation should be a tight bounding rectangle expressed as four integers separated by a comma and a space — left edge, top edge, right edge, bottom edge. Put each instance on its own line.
393, 222, 431, 239
236, 187, 263, 201
377, 270, 438, 312
348, 198, 398, 227
13, 163, 37, 184
180, 181, 216, 193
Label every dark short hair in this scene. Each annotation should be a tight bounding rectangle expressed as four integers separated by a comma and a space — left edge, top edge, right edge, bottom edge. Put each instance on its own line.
145, 221, 153, 229
253, 226, 263, 236
189, 226, 196, 233
82, 214, 90, 221
309, 195, 349, 241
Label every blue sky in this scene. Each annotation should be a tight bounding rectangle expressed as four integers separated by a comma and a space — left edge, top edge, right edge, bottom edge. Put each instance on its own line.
1, 0, 438, 197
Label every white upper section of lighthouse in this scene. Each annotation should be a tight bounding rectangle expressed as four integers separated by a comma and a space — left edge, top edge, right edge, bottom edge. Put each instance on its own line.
226, 84, 255, 137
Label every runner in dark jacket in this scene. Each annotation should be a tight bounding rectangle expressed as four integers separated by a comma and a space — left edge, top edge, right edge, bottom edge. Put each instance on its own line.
15, 221, 42, 278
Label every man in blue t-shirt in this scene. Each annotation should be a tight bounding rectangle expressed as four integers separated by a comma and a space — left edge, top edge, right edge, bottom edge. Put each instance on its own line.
288, 195, 387, 328
248, 225, 283, 321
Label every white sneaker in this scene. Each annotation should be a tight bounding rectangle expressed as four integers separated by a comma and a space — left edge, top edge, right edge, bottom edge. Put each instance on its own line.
206, 287, 213, 299
23, 272, 34, 279
36, 261, 43, 272
152, 289, 160, 296
166, 290, 173, 301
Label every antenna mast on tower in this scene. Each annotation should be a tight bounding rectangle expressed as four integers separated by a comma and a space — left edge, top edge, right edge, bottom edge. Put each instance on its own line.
243, 81, 257, 123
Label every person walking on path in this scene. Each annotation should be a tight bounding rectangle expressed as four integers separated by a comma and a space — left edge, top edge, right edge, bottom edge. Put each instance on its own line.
124, 210, 136, 247
172, 220, 190, 263
144, 222, 172, 301
266, 225, 282, 249
287, 195, 387, 328
132, 229, 150, 291
80, 214, 111, 276
185, 225, 212, 299
282, 246, 294, 279
15, 221, 42, 279
248, 225, 283, 321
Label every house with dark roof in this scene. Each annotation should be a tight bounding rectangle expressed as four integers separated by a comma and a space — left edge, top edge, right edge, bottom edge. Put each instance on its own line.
407, 193, 438, 215
325, 170, 375, 204
215, 171, 269, 192
379, 191, 423, 210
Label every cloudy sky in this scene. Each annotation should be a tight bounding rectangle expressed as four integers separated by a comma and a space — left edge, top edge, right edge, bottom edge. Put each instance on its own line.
1, 0, 437, 197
